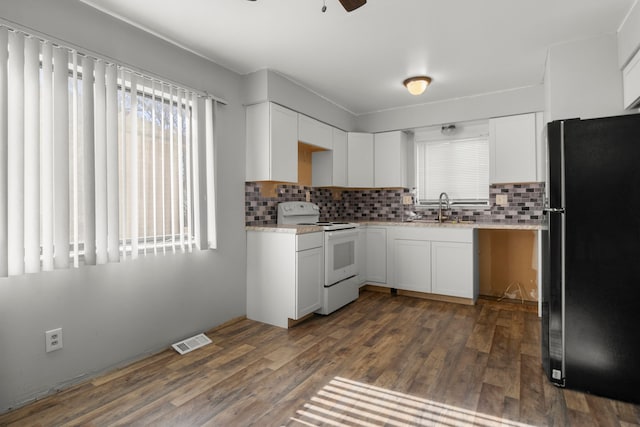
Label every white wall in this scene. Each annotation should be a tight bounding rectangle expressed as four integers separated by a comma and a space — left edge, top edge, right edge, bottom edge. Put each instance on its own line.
355, 85, 544, 133
618, 0, 640, 68
0, 0, 247, 411
245, 68, 545, 135
244, 69, 356, 132
546, 33, 626, 121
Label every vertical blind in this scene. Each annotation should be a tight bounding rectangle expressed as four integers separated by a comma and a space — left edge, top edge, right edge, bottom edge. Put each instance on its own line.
0, 27, 217, 278
416, 137, 489, 203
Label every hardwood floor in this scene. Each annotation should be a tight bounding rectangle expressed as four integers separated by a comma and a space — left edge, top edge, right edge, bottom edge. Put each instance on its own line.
1, 290, 639, 426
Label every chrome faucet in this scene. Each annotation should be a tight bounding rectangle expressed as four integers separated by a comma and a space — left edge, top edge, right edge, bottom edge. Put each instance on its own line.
438, 192, 450, 223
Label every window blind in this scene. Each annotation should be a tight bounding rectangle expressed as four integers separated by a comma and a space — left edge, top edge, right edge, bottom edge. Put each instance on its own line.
416, 137, 489, 203
0, 27, 218, 278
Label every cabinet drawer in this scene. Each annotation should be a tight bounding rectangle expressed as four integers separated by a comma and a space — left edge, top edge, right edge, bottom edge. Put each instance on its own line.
297, 232, 323, 251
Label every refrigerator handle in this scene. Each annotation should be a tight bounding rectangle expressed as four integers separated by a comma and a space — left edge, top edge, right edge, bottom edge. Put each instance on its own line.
543, 208, 566, 214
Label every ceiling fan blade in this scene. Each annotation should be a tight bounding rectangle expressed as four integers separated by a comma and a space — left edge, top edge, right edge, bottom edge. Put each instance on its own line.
338, 0, 366, 12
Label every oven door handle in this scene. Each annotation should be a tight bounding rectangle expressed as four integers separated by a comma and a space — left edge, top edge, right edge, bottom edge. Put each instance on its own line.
326, 229, 359, 240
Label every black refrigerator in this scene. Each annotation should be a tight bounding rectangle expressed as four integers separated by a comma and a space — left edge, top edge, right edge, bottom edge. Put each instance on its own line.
542, 113, 640, 404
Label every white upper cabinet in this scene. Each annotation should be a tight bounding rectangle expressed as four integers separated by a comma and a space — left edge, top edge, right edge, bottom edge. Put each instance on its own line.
246, 102, 298, 183
347, 132, 374, 187
374, 131, 407, 188
623, 48, 640, 109
298, 114, 333, 149
312, 127, 347, 187
489, 113, 539, 184
332, 128, 348, 186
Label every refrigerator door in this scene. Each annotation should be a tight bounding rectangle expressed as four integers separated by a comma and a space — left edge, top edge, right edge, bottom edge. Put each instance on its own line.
542, 119, 567, 386
562, 114, 640, 403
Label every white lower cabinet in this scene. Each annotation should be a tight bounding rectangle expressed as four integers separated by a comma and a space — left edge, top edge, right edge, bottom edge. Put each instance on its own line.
365, 227, 387, 283
385, 226, 478, 302
357, 228, 367, 286
247, 231, 323, 328
296, 245, 323, 319
431, 241, 475, 299
393, 239, 430, 292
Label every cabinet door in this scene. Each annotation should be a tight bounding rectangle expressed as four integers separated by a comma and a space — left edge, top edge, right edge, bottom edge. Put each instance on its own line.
311, 127, 347, 187
299, 114, 332, 149
296, 247, 323, 319
365, 228, 386, 283
357, 228, 366, 286
623, 48, 640, 109
245, 102, 270, 181
374, 131, 407, 188
393, 239, 431, 292
431, 241, 473, 298
489, 113, 537, 184
347, 132, 374, 187
332, 128, 347, 187
270, 103, 298, 183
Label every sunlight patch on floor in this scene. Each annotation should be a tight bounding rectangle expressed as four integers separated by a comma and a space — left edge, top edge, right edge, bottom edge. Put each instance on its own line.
289, 376, 534, 427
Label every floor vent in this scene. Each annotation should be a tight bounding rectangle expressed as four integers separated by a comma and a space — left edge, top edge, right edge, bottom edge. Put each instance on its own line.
171, 333, 212, 355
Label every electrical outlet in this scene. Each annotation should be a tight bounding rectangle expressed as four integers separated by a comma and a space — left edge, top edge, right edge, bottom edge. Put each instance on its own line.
496, 194, 508, 206
402, 195, 413, 205
45, 328, 63, 353
305, 191, 311, 202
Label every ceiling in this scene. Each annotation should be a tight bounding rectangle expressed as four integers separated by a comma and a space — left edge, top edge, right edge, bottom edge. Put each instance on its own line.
80, 0, 635, 116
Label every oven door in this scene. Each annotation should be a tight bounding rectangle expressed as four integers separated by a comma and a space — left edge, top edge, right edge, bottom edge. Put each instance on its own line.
324, 229, 359, 287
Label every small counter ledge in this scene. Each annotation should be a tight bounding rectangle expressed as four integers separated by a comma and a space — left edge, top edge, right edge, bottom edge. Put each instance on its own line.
245, 224, 324, 235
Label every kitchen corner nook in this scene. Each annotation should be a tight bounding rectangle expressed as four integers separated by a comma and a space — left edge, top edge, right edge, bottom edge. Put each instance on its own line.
245, 101, 546, 328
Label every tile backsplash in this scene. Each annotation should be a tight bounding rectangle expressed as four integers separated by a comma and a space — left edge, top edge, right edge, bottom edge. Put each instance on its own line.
245, 182, 545, 226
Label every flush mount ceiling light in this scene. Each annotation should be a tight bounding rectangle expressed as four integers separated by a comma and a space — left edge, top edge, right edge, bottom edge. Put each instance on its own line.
403, 76, 432, 96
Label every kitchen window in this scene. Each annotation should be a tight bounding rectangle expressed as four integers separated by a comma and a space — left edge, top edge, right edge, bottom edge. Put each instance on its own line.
415, 136, 489, 206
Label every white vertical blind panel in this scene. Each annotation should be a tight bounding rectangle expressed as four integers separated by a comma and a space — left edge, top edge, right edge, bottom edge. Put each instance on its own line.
129, 73, 138, 258
94, 60, 107, 264
169, 86, 176, 253
185, 93, 192, 252
205, 98, 217, 249
151, 80, 157, 254
53, 46, 70, 269
177, 89, 185, 252
24, 36, 40, 273
190, 93, 200, 250
141, 78, 148, 255
83, 56, 96, 265
40, 41, 54, 271
7, 32, 25, 275
161, 83, 166, 254
71, 51, 79, 268
0, 28, 8, 277
118, 68, 127, 260
105, 64, 119, 262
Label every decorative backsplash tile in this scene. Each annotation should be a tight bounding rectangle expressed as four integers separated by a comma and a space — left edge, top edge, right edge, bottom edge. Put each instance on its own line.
245, 182, 545, 226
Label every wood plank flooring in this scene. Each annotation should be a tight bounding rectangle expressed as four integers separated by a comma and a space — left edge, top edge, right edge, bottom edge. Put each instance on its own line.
1, 290, 639, 426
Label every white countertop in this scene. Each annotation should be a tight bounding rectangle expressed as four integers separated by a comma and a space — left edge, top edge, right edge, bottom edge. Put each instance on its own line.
246, 221, 546, 234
